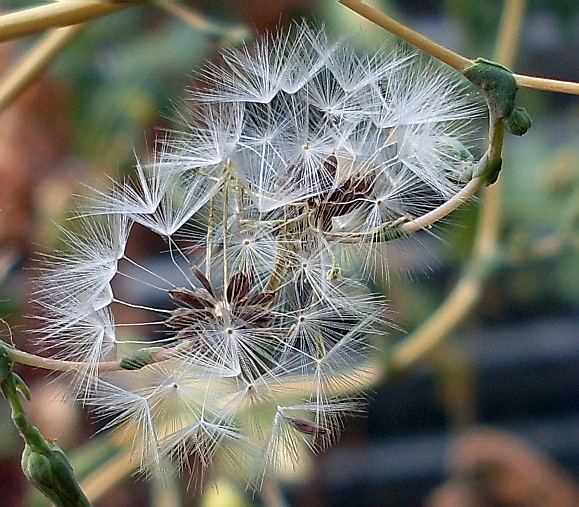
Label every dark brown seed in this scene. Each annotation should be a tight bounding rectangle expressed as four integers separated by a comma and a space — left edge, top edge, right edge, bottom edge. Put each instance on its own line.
286, 417, 330, 436
165, 308, 195, 328
165, 307, 213, 329
323, 154, 338, 177
246, 291, 276, 307
191, 266, 216, 297
226, 271, 250, 304
168, 288, 214, 309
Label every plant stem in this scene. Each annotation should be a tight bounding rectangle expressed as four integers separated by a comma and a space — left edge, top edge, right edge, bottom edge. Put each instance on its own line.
6, 340, 188, 374
391, 126, 504, 368
338, 0, 579, 96
156, 0, 249, 44
0, 345, 93, 507
492, 0, 579, 95
0, 0, 141, 42
514, 74, 579, 95
399, 177, 485, 235
6, 346, 123, 373
391, 260, 491, 369
338, 0, 473, 71
494, 0, 525, 66
390, 0, 526, 368
0, 25, 84, 113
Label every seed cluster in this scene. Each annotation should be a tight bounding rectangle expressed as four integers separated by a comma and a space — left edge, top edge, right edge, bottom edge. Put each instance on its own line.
35, 24, 484, 487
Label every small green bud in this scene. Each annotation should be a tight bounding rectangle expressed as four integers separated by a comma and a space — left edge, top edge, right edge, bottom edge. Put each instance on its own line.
0, 342, 92, 506
22, 440, 92, 507
504, 106, 532, 136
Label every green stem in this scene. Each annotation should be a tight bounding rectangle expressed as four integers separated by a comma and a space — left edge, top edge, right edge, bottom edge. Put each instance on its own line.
0, 344, 92, 507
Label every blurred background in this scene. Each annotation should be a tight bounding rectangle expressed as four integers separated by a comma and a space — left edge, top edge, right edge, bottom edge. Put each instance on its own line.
0, 0, 578, 506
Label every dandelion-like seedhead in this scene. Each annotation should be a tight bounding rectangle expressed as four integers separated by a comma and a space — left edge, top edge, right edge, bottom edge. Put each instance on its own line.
34, 24, 485, 488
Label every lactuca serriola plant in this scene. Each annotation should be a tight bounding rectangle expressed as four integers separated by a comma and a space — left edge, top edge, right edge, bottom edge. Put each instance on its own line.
34, 23, 485, 488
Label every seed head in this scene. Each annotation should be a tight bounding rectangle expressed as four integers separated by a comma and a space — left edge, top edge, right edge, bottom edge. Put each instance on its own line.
34, 23, 485, 488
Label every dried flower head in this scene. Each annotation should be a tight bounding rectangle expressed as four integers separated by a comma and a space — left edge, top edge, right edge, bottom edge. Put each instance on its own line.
34, 23, 484, 488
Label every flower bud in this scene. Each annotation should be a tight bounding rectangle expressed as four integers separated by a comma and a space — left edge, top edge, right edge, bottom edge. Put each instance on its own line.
21, 439, 91, 507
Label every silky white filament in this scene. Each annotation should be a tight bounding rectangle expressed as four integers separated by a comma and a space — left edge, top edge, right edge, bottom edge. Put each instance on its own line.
34, 23, 485, 488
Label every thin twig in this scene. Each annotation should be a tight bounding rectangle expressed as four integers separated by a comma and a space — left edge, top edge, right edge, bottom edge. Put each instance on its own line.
7, 340, 188, 374
320, 175, 487, 242
399, 177, 485, 234
494, 0, 525, 66
514, 74, 579, 95
0, 1, 141, 42
339, 0, 579, 96
492, 0, 579, 95
0, 25, 84, 113
7, 346, 123, 373
156, 0, 249, 44
338, 0, 473, 71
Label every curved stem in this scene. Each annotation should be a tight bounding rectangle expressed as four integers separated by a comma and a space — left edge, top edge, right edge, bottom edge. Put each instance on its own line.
325, 126, 503, 242
322, 174, 488, 243
0, 25, 84, 113
399, 177, 485, 234
338, 0, 472, 71
0, 1, 141, 42
391, 0, 525, 368
391, 260, 492, 369
391, 139, 503, 368
339, 0, 579, 97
